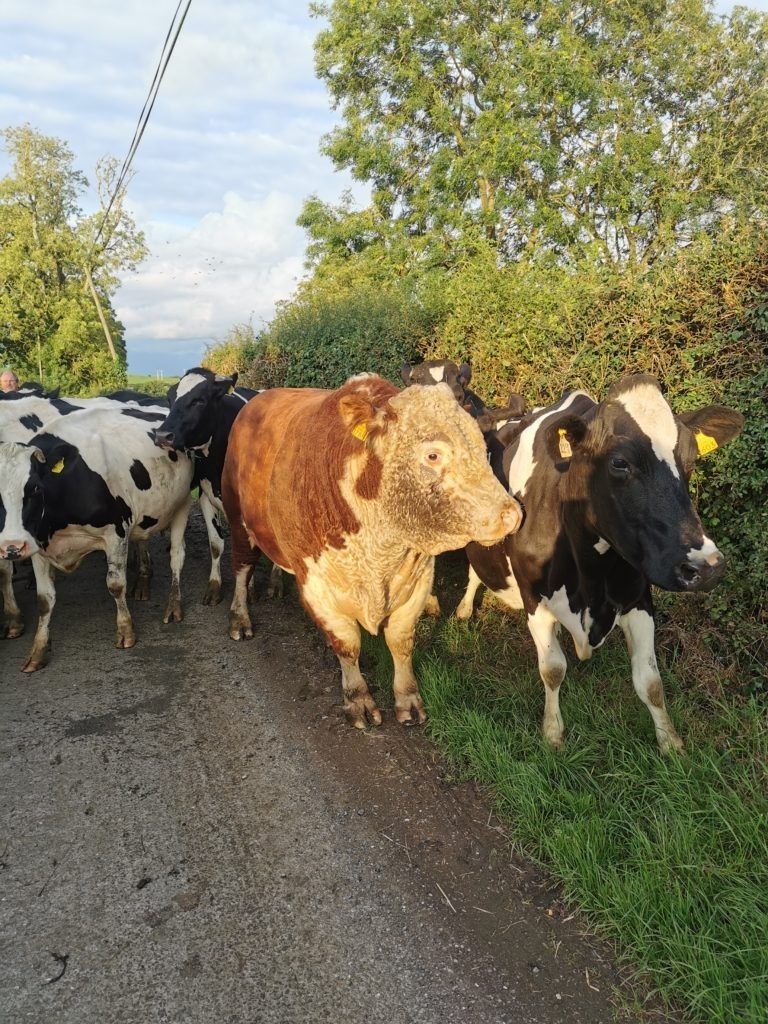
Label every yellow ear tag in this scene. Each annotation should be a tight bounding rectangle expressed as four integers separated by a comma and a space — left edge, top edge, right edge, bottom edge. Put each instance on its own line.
51, 458, 65, 474
695, 431, 718, 457
351, 422, 368, 442
558, 428, 572, 459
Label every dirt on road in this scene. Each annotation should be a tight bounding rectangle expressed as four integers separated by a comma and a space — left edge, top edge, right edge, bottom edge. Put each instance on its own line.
0, 508, 664, 1024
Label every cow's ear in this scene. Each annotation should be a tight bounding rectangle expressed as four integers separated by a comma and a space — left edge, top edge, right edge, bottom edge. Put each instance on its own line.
458, 362, 472, 386
36, 443, 69, 476
339, 394, 389, 443
400, 363, 413, 386
545, 415, 588, 463
214, 374, 236, 394
678, 405, 744, 457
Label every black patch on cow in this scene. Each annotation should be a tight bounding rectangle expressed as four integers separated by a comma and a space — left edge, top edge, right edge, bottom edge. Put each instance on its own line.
120, 408, 165, 423
23, 434, 133, 543
138, 515, 159, 529
213, 516, 225, 539
49, 398, 82, 415
20, 413, 45, 432
167, 450, 178, 462
130, 460, 152, 491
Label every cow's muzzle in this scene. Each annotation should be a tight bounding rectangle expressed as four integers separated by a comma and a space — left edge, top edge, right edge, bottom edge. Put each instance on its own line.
674, 552, 726, 592
153, 429, 175, 450
1, 541, 29, 561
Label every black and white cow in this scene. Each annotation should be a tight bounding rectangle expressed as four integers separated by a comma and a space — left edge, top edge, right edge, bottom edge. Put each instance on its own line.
152, 367, 269, 605
0, 392, 172, 635
401, 359, 488, 417
0, 406, 193, 671
457, 374, 743, 753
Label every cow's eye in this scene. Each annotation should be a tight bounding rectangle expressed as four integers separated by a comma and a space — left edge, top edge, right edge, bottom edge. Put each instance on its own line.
426, 450, 441, 463
610, 457, 630, 476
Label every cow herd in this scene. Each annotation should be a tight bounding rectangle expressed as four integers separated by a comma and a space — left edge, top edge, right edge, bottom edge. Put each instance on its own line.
0, 362, 743, 753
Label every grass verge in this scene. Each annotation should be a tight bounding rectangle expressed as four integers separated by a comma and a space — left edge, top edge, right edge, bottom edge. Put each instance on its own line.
362, 597, 768, 1024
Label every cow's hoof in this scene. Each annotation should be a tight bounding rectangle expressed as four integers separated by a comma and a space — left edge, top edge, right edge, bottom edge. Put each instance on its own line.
21, 651, 48, 672
229, 624, 253, 641
454, 599, 474, 620
202, 582, 222, 606
423, 594, 441, 617
5, 621, 25, 639
163, 605, 184, 624
131, 580, 151, 601
395, 702, 427, 726
345, 699, 382, 729
115, 632, 136, 649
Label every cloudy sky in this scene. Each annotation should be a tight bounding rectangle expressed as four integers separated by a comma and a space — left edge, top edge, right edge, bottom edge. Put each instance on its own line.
0, 0, 763, 376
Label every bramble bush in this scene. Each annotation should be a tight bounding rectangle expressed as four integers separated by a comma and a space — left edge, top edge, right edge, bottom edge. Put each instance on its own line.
224, 225, 766, 692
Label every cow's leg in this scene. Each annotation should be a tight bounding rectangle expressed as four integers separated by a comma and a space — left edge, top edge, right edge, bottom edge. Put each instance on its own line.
423, 592, 441, 617
266, 562, 284, 600
455, 564, 484, 620
130, 540, 153, 601
228, 504, 258, 639
326, 614, 382, 729
20, 555, 56, 672
199, 490, 225, 606
163, 494, 191, 624
1, 560, 24, 638
105, 536, 135, 649
383, 570, 433, 725
527, 603, 568, 747
619, 607, 684, 755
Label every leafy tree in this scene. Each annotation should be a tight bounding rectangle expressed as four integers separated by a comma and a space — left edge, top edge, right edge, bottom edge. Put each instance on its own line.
308, 0, 768, 272
0, 124, 147, 393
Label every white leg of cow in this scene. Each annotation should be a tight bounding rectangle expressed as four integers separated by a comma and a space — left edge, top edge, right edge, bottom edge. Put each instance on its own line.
619, 608, 684, 755
130, 540, 152, 601
163, 494, 191, 624
198, 491, 224, 606
527, 604, 568, 748
105, 535, 135, 649
20, 555, 56, 672
229, 564, 255, 639
455, 564, 484, 620
1, 561, 24, 638
383, 569, 433, 725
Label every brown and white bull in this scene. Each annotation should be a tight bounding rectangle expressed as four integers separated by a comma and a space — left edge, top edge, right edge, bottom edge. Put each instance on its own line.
222, 373, 522, 728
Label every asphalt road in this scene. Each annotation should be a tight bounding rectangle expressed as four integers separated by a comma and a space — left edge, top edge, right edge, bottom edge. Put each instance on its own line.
0, 509, 657, 1024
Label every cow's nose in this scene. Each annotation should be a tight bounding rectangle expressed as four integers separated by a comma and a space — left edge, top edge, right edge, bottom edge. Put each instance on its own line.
675, 552, 725, 591
154, 430, 174, 449
501, 499, 523, 535
1, 542, 28, 561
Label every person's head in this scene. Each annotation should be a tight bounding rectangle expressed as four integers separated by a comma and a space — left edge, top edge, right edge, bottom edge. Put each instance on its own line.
0, 370, 19, 392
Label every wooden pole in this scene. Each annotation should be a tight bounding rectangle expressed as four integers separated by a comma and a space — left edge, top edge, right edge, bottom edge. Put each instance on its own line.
84, 266, 118, 361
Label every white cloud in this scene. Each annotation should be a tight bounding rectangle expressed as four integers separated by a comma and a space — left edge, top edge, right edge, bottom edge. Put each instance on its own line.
1, 1, 365, 374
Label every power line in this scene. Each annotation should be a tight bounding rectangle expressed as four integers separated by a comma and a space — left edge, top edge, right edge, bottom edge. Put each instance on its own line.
92, 0, 193, 254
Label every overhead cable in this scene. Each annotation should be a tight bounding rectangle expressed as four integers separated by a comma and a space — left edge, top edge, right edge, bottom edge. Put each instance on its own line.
92, 0, 193, 253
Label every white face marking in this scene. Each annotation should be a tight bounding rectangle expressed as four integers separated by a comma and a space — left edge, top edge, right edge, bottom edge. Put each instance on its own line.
616, 383, 680, 480
0, 444, 41, 554
686, 535, 722, 565
509, 390, 588, 495
175, 373, 208, 400
594, 537, 611, 555
428, 366, 445, 383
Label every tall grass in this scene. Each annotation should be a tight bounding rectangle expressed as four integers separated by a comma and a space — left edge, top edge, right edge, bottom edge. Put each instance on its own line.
362, 608, 768, 1023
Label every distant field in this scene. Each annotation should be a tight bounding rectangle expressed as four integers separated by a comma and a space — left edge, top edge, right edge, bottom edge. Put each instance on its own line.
127, 374, 179, 398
